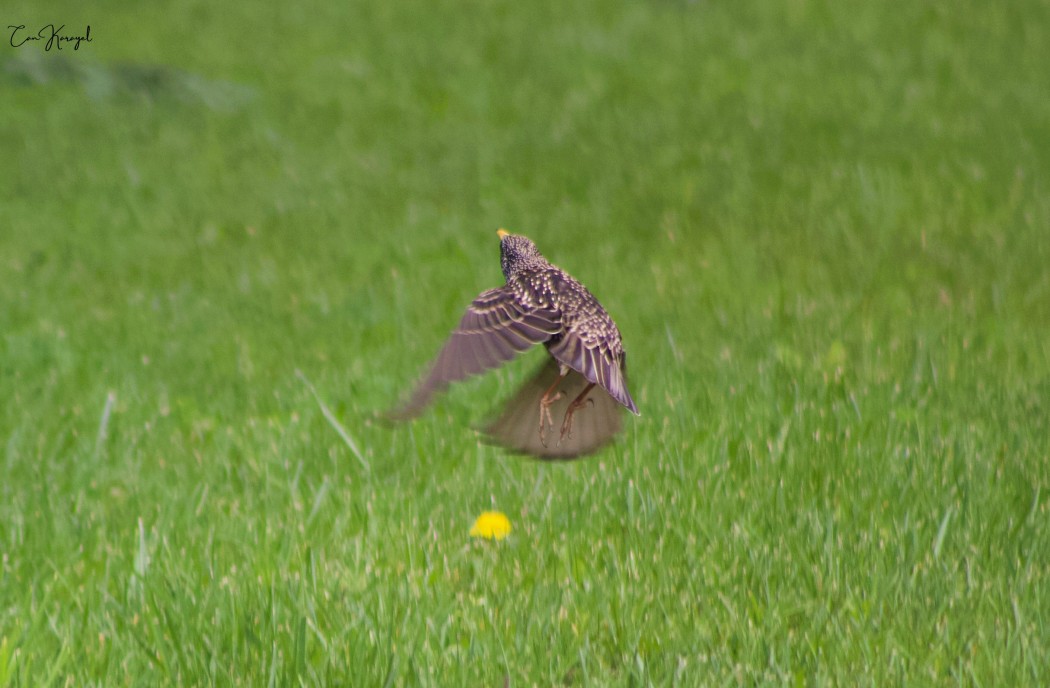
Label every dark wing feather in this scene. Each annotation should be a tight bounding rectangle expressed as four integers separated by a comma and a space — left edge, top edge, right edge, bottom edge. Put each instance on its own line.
547, 332, 638, 415
483, 358, 623, 460
389, 287, 560, 419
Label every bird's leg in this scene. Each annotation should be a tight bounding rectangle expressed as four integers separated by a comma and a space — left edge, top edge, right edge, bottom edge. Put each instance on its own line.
538, 369, 569, 446
559, 382, 596, 443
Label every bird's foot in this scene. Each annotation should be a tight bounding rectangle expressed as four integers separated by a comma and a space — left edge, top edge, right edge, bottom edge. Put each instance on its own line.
538, 391, 564, 447
559, 396, 595, 444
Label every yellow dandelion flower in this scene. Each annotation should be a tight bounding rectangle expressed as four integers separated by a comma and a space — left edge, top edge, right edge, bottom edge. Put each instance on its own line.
470, 511, 511, 540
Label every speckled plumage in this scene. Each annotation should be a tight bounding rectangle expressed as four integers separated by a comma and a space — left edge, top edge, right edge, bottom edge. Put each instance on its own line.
495, 233, 637, 414
391, 229, 638, 459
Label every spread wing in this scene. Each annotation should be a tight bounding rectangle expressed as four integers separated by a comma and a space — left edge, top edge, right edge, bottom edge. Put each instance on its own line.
483, 358, 623, 460
389, 287, 560, 419
547, 331, 639, 415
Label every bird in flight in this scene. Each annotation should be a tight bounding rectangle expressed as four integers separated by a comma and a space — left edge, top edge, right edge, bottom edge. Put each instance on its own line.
390, 229, 639, 459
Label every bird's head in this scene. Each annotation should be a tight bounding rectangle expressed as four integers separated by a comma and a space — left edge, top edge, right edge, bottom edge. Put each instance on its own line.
497, 229, 546, 280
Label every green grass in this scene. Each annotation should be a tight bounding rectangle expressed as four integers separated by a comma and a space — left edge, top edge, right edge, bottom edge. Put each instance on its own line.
2, 0, 1050, 684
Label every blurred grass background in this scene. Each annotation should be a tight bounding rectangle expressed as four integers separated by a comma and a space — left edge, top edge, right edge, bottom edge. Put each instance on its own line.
2, 0, 1049, 684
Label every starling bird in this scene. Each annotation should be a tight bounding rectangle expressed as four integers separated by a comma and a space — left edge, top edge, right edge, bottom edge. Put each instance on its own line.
391, 229, 639, 459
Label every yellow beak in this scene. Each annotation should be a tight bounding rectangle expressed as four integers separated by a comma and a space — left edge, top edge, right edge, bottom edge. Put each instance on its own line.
496, 228, 509, 239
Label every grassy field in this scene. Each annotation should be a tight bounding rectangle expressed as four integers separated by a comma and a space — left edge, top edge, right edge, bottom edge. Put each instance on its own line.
3, 0, 1050, 684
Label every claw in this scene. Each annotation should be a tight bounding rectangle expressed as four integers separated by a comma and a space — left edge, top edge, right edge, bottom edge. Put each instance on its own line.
559, 413, 574, 443
539, 391, 563, 447
535, 367, 570, 446
558, 383, 596, 445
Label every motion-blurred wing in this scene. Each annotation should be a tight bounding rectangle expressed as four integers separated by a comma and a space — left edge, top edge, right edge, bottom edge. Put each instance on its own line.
484, 358, 623, 460
389, 287, 560, 419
